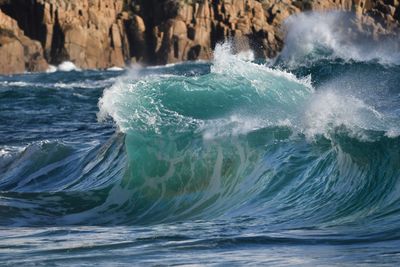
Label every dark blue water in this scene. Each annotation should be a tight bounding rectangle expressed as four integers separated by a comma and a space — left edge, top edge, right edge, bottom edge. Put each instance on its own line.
2, 15, 400, 265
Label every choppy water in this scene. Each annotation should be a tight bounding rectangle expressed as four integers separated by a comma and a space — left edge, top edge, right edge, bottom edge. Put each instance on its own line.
1, 12, 400, 266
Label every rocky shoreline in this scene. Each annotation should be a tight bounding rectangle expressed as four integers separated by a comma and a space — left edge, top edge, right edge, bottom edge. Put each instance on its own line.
0, 0, 399, 75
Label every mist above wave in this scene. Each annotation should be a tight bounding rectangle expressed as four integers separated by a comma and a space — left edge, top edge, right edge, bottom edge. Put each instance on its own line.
278, 12, 400, 66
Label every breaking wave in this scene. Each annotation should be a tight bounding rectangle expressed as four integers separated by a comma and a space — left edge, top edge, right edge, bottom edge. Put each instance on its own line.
1, 36, 399, 232
0, 14, 400, 253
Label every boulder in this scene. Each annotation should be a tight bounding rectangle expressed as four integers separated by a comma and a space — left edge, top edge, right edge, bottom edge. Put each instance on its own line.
0, 9, 48, 74
0, 36, 25, 74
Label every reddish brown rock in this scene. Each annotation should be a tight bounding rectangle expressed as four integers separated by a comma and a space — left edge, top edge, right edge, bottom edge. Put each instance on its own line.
0, 9, 48, 74
1, 0, 130, 70
39, 0, 129, 68
0, 37, 25, 75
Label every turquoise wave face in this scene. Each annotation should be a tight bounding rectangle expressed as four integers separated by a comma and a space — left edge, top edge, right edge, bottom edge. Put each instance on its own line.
93, 43, 313, 223
99, 43, 313, 135
81, 43, 400, 228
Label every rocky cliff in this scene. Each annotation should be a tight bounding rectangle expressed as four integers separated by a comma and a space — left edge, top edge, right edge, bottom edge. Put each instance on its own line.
0, 5, 48, 74
1, 0, 130, 69
0, 0, 400, 74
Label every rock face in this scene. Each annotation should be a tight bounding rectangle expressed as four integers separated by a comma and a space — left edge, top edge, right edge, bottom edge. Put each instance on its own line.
0, 9, 48, 74
145, 0, 273, 63
129, 0, 400, 63
1, 0, 130, 69
1, 0, 400, 74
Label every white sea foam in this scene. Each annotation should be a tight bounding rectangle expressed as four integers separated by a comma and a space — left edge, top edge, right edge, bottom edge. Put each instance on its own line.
57, 61, 81, 72
54, 78, 116, 89
46, 65, 57, 73
236, 50, 255, 62
0, 78, 115, 90
0, 146, 26, 170
212, 42, 312, 88
201, 115, 266, 140
0, 146, 24, 158
0, 81, 33, 87
107, 66, 124, 71
385, 128, 400, 138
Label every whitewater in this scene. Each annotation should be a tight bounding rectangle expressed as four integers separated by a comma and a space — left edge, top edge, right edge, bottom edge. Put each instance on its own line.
1, 12, 400, 265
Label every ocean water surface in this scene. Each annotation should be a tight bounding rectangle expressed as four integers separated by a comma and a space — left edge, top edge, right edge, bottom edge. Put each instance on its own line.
1, 13, 400, 266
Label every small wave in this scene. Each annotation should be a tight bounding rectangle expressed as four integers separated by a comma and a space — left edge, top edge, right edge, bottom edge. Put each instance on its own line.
54, 78, 116, 89
0, 81, 34, 87
0, 78, 116, 90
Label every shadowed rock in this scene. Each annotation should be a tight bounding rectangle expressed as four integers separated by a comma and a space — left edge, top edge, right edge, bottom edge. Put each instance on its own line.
0, 9, 48, 74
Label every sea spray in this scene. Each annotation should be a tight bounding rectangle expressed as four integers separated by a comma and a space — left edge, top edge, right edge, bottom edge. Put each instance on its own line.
57, 61, 81, 72
279, 12, 400, 66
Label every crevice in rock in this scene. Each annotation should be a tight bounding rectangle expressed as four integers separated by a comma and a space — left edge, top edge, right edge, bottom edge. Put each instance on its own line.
50, 11, 65, 65
1, 0, 47, 47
